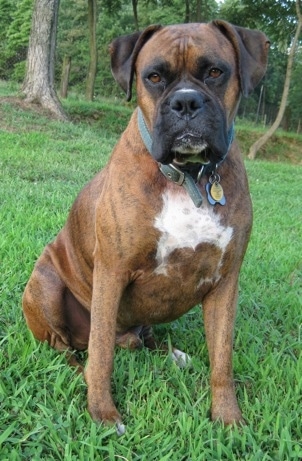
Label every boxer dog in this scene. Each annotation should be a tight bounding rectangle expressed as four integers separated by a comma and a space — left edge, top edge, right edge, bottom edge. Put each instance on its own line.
22, 21, 269, 434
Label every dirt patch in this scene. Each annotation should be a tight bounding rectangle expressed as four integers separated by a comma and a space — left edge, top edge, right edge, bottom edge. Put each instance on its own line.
236, 129, 302, 165
0, 96, 61, 120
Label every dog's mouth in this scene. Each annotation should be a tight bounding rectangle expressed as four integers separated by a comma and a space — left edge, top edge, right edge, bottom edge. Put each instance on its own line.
171, 134, 210, 166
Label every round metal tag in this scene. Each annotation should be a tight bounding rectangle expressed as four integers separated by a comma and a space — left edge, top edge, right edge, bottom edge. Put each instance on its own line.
210, 182, 224, 201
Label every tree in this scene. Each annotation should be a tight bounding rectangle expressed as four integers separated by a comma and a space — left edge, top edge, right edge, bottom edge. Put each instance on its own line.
60, 55, 72, 98
132, 0, 139, 30
86, 0, 98, 100
22, 0, 68, 120
248, 0, 302, 159
57, 0, 87, 98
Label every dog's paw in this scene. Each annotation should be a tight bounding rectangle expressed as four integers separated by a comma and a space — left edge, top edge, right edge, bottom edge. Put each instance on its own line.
116, 422, 126, 436
171, 348, 192, 368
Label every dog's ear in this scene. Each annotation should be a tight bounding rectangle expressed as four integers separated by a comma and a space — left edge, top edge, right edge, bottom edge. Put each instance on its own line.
212, 20, 270, 96
109, 25, 162, 101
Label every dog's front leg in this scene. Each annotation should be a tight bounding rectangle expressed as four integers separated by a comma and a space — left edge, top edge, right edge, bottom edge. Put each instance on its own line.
85, 259, 125, 431
202, 272, 244, 425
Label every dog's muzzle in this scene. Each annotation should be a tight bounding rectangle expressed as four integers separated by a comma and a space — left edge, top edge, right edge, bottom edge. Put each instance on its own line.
148, 86, 232, 165
169, 90, 210, 165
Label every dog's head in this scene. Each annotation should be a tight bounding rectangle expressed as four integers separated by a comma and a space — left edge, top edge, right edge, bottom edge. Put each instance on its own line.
110, 22, 269, 165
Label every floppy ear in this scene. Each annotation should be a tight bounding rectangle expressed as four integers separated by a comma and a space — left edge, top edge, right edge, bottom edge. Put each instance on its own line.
109, 25, 162, 101
212, 20, 270, 96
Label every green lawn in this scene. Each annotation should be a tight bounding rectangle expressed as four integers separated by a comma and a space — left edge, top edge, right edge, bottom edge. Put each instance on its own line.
0, 92, 301, 460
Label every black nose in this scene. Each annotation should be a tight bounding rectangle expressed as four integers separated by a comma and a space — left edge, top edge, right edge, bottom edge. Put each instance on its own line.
170, 90, 205, 120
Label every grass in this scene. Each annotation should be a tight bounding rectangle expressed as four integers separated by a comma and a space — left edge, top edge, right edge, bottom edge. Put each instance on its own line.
0, 83, 301, 460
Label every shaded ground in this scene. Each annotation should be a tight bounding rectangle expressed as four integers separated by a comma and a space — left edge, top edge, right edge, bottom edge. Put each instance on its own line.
1, 95, 301, 164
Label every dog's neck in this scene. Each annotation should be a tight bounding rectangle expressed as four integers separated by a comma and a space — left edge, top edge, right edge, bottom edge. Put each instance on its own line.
137, 107, 234, 208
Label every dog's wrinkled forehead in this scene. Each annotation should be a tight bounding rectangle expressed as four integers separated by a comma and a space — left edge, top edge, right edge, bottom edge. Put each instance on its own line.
136, 23, 236, 75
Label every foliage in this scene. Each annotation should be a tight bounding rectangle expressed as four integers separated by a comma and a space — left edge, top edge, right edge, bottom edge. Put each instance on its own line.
55, 0, 218, 98
0, 0, 33, 80
0, 0, 14, 78
0, 0, 301, 130
57, 0, 88, 87
138, 0, 218, 26
219, 0, 302, 131
0, 0, 12, 43
288, 46, 302, 129
0, 87, 301, 459
219, 0, 297, 46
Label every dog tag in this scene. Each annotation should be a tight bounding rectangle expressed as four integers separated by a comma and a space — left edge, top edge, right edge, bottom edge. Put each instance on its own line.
210, 181, 224, 201
206, 175, 226, 206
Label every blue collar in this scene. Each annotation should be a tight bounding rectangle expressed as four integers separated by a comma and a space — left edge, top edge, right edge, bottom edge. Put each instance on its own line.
137, 107, 153, 153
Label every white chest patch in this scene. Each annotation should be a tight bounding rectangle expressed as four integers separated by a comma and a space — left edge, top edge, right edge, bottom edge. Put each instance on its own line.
154, 190, 233, 275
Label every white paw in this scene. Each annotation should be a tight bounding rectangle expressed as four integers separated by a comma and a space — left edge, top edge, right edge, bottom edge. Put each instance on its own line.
116, 422, 126, 436
171, 348, 192, 368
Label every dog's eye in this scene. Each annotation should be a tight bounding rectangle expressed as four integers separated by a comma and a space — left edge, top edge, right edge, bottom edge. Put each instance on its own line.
148, 73, 162, 84
209, 68, 222, 79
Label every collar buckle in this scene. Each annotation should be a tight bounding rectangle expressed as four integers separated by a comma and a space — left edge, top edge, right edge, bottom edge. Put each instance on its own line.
159, 163, 203, 208
159, 163, 185, 185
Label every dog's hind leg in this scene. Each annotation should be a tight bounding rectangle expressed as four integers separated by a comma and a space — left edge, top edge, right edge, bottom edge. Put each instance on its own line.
22, 252, 90, 372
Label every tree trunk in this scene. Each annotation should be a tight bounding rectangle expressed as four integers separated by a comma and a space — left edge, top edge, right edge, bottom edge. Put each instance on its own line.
248, 0, 302, 160
22, 0, 67, 120
60, 55, 71, 99
255, 84, 264, 124
132, 0, 139, 31
85, 0, 98, 101
196, 0, 202, 22
185, 0, 190, 23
